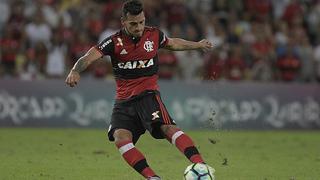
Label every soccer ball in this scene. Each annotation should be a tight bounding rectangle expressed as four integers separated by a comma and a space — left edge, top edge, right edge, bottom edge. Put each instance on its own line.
183, 163, 215, 180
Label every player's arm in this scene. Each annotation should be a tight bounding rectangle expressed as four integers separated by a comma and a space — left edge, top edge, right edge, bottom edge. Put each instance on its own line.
66, 36, 114, 87
65, 47, 102, 87
164, 38, 213, 51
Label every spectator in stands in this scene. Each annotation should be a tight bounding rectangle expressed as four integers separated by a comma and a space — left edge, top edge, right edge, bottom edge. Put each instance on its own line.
274, 21, 289, 47
297, 36, 315, 82
250, 56, 273, 81
203, 49, 226, 80
251, 23, 274, 63
19, 44, 47, 80
69, 32, 94, 71
99, 18, 119, 43
314, 40, 320, 81
7, 1, 25, 38
0, 25, 20, 77
46, 33, 67, 78
276, 47, 301, 81
164, 0, 189, 28
306, 3, 320, 45
244, 0, 272, 21
86, 8, 104, 42
282, 0, 304, 26
271, 0, 290, 20
204, 15, 226, 48
158, 50, 179, 80
175, 25, 204, 81
55, 17, 74, 45
25, 9, 52, 48
0, 0, 10, 32
225, 45, 247, 80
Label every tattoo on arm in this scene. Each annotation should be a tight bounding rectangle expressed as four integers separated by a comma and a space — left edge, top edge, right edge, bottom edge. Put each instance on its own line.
72, 57, 90, 73
70, 47, 102, 73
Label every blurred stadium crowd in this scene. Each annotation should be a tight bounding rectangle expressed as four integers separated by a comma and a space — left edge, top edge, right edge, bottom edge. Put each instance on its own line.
1, 0, 320, 82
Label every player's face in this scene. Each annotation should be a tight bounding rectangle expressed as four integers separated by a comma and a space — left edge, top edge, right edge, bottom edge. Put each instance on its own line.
122, 12, 145, 37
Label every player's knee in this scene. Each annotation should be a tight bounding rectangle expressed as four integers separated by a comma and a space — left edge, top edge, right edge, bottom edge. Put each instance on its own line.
161, 125, 180, 138
113, 129, 133, 143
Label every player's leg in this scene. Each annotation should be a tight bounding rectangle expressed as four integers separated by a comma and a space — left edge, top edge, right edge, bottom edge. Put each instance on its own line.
112, 128, 159, 179
160, 124, 205, 163
136, 91, 204, 164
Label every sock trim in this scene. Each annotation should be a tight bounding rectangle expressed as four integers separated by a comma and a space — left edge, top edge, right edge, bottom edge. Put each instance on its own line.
133, 159, 149, 173
171, 130, 184, 145
118, 142, 134, 155
184, 146, 200, 159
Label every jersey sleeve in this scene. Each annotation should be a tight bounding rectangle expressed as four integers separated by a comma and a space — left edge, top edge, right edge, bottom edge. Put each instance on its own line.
158, 29, 169, 49
95, 36, 114, 56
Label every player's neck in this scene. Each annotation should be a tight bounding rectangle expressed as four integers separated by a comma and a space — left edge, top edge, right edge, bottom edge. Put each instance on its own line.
123, 28, 141, 43
123, 28, 135, 37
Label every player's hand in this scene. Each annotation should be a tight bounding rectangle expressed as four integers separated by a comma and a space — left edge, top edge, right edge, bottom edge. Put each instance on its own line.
198, 39, 213, 52
65, 70, 80, 87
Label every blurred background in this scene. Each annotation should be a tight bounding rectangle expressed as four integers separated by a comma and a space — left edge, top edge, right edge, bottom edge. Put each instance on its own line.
0, 0, 319, 129
1, 1, 319, 179
1, 0, 320, 82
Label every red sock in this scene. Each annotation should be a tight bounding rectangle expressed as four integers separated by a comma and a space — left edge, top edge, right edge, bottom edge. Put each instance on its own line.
167, 129, 204, 163
115, 140, 156, 178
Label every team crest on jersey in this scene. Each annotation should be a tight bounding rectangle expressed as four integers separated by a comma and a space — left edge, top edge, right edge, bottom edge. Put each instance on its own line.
144, 40, 154, 52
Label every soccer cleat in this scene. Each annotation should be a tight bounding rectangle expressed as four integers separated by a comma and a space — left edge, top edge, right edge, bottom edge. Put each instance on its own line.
147, 175, 161, 180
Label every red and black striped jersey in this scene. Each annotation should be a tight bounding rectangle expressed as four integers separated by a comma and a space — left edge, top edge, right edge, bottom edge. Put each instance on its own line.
95, 26, 168, 100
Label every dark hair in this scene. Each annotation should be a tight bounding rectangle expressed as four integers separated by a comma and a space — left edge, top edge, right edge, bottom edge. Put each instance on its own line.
122, 0, 143, 18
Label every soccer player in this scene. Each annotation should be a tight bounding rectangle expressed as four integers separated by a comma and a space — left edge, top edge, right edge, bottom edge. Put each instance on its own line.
65, 0, 214, 179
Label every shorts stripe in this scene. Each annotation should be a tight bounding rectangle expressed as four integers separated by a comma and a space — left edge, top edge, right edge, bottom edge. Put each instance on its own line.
162, 103, 171, 124
119, 143, 134, 155
171, 131, 184, 145
160, 95, 171, 124
155, 95, 167, 124
156, 95, 169, 124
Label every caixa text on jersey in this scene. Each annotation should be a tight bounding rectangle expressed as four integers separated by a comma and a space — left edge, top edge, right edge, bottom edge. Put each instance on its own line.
117, 58, 154, 69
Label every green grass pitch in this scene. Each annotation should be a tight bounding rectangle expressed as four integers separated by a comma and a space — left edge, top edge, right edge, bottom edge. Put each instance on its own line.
0, 128, 319, 180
